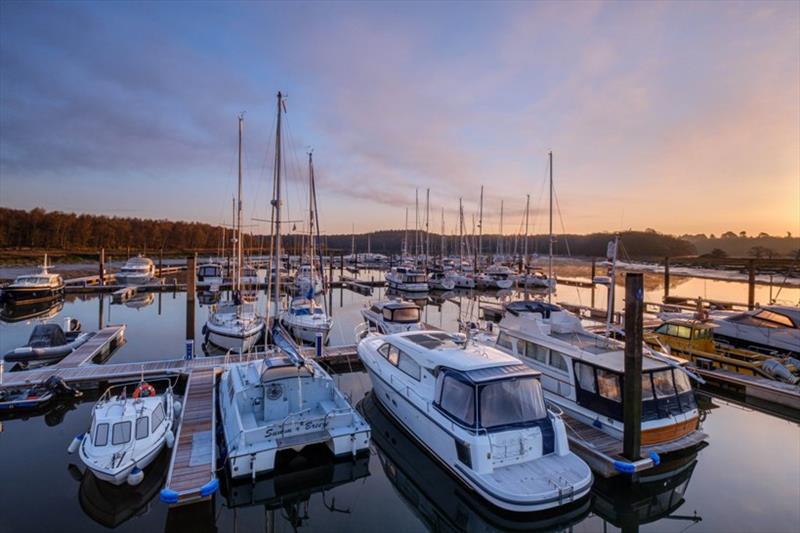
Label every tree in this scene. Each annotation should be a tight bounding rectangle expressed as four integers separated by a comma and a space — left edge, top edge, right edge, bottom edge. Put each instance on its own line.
757, 232, 770, 238
705, 248, 727, 258
738, 230, 747, 238
721, 231, 737, 239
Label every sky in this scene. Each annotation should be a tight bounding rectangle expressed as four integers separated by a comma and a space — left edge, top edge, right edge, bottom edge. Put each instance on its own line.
1, 1, 798, 237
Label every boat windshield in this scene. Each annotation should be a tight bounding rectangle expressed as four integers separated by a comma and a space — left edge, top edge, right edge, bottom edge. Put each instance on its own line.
16, 276, 52, 285
385, 307, 420, 323
479, 377, 547, 430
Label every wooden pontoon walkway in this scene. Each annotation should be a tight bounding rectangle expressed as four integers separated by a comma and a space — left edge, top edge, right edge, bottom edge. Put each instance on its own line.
160, 367, 218, 506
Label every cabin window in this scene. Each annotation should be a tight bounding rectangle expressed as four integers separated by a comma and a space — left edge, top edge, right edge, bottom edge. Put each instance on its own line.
135, 416, 149, 440
596, 369, 622, 402
387, 346, 400, 366
94, 423, 109, 446
675, 325, 692, 339
397, 352, 421, 381
549, 351, 569, 372
754, 310, 795, 328
496, 332, 513, 350
525, 341, 549, 364
479, 377, 546, 429
674, 369, 692, 394
575, 362, 596, 392
439, 375, 475, 426
112, 421, 132, 445
642, 373, 655, 400
652, 370, 676, 398
152, 403, 165, 431
391, 307, 420, 323
378, 343, 391, 358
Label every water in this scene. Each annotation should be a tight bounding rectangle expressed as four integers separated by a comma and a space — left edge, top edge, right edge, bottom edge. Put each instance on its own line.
0, 273, 798, 532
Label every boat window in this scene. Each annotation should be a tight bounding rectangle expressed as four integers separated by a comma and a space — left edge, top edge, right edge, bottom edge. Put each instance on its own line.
596, 369, 622, 402
479, 377, 546, 429
390, 307, 420, 323
642, 373, 655, 400
387, 345, 400, 366
753, 309, 795, 328
378, 343, 391, 358
439, 375, 475, 426
575, 362, 596, 392
135, 416, 149, 440
496, 331, 513, 350
549, 351, 569, 372
152, 403, 165, 431
397, 352, 421, 380
94, 423, 109, 446
666, 324, 680, 337
524, 341, 549, 364
652, 370, 676, 398
674, 369, 693, 394
112, 421, 132, 445
655, 324, 669, 335
675, 325, 692, 339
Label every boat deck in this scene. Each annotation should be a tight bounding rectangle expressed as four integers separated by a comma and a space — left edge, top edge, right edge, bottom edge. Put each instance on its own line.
161, 367, 218, 506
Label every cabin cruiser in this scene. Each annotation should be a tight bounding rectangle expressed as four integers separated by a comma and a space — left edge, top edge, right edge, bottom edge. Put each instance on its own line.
360, 299, 423, 334
385, 266, 428, 293
204, 297, 265, 353
357, 330, 593, 512
293, 264, 324, 295
475, 264, 514, 290
478, 302, 705, 452
280, 296, 332, 345
446, 270, 476, 289
427, 270, 456, 291
705, 306, 799, 358
4, 318, 93, 368
71, 381, 178, 486
516, 270, 555, 290
116, 256, 156, 285
1, 256, 64, 304
197, 262, 224, 286
218, 332, 370, 480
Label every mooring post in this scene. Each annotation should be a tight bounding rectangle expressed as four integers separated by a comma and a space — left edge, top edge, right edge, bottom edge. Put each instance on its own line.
590, 257, 596, 308
663, 256, 670, 299
623, 272, 643, 462
159, 248, 164, 278
748, 260, 756, 310
328, 254, 333, 291
186, 255, 196, 355
99, 248, 105, 287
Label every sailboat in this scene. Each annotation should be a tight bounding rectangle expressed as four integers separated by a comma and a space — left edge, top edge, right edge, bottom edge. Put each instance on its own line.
282, 152, 333, 345
203, 115, 265, 353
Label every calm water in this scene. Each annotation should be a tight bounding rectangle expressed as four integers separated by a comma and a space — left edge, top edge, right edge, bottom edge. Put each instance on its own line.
0, 272, 798, 533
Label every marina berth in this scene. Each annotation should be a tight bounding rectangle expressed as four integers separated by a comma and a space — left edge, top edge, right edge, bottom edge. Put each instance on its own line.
360, 299, 423, 334
115, 255, 156, 285
480, 302, 705, 451
1, 255, 64, 305
475, 264, 514, 290
357, 329, 593, 512
73, 380, 178, 486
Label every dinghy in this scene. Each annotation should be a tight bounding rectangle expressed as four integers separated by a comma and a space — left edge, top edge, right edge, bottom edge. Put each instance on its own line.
4, 319, 93, 367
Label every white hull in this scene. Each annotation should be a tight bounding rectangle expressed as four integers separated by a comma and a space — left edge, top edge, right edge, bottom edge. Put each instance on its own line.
206, 326, 262, 352
386, 280, 429, 292
282, 319, 331, 345
86, 439, 165, 486
116, 274, 154, 285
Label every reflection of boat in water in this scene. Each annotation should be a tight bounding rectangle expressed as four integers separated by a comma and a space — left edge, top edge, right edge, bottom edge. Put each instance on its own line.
197, 290, 221, 306
361, 394, 591, 531
0, 388, 83, 425
124, 292, 155, 310
0, 298, 63, 323
591, 446, 704, 530
73, 448, 171, 529
222, 444, 369, 529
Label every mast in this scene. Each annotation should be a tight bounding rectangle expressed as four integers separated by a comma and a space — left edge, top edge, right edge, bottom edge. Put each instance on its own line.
459, 198, 464, 269
524, 194, 530, 270
307, 151, 315, 268
548, 151, 553, 304
270, 92, 285, 318
440, 207, 445, 260
478, 185, 484, 266
415, 188, 419, 258
498, 200, 504, 258
351, 224, 355, 256
403, 208, 408, 258
236, 114, 244, 293
425, 188, 430, 267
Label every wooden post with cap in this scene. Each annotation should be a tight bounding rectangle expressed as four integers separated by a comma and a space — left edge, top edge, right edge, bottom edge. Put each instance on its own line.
623, 272, 643, 461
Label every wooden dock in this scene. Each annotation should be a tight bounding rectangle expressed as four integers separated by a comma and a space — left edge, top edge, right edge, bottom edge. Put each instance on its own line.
160, 367, 219, 506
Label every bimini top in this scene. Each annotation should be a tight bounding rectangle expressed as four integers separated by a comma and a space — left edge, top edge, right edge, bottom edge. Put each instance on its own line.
384, 331, 533, 373
505, 300, 562, 318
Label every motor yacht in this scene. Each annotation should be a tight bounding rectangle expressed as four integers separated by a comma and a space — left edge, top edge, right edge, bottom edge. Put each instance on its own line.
385, 266, 428, 293
280, 296, 332, 345
1, 255, 64, 304
360, 299, 423, 334
116, 256, 156, 285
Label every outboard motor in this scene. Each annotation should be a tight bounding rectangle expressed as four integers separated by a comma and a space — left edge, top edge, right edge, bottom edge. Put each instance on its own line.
761, 359, 800, 385
45, 375, 82, 397
63, 317, 81, 333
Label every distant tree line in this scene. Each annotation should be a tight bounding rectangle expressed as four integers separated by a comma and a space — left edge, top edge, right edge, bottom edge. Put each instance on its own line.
1, 207, 697, 258
682, 232, 799, 258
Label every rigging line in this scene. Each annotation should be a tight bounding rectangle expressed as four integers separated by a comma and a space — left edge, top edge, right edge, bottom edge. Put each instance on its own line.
552, 185, 571, 257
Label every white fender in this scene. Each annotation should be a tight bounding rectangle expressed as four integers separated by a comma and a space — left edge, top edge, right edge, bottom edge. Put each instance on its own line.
67, 434, 83, 455
127, 467, 144, 486
173, 400, 183, 417
165, 430, 175, 449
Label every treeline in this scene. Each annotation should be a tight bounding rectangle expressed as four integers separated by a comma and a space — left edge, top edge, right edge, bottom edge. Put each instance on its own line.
1, 207, 696, 258
682, 233, 799, 258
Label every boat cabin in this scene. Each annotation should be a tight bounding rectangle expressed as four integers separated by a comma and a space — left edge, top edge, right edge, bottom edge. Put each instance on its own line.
651, 319, 716, 353
393, 267, 426, 284
197, 263, 223, 282
727, 307, 798, 330
89, 396, 166, 451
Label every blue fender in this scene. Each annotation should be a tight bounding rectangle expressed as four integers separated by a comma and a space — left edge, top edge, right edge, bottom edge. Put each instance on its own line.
160, 488, 179, 504
200, 478, 219, 497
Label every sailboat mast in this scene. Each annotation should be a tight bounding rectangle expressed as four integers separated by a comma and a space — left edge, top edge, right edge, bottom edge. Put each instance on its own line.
548, 151, 554, 304
273, 92, 284, 310
499, 200, 504, 257
459, 198, 464, 268
440, 207, 445, 260
403, 208, 408, 258
308, 151, 315, 266
237, 115, 244, 293
478, 185, 484, 264
524, 194, 530, 269
415, 189, 419, 258
425, 188, 430, 266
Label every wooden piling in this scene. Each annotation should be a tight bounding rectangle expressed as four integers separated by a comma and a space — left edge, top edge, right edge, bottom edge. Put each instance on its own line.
99, 248, 105, 287
623, 273, 643, 461
186, 255, 196, 342
663, 256, 670, 299
748, 260, 756, 310
590, 257, 596, 308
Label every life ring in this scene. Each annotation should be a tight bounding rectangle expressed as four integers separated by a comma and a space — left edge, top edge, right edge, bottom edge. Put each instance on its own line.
133, 383, 156, 399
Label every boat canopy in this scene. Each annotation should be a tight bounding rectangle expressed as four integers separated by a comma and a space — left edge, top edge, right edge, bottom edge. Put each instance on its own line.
506, 301, 561, 318
28, 324, 67, 347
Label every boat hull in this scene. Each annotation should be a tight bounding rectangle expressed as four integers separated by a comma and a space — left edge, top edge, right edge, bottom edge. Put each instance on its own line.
85, 438, 166, 486
1, 286, 64, 305
205, 322, 264, 352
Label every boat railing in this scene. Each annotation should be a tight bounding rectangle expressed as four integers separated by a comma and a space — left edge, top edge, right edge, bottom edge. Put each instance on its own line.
96, 376, 175, 404
323, 406, 358, 428
353, 322, 378, 342
280, 408, 312, 436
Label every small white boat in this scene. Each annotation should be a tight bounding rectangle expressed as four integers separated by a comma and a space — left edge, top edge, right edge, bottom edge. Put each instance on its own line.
72, 381, 179, 486
219, 329, 370, 480
360, 299, 423, 334
204, 299, 265, 353
280, 296, 332, 345
293, 264, 324, 296
358, 330, 593, 512
516, 270, 556, 290
707, 306, 799, 357
445, 270, 476, 289
1, 255, 64, 304
385, 266, 428, 292
476, 264, 514, 290
116, 256, 156, 285
197, 262, 224, 286
427, 271, 456, 291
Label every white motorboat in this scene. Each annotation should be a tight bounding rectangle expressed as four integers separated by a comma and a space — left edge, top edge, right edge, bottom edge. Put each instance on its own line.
293, 264, 324, 296
445, 270, 476, 289
205, 299, 264, 353
385, 266, 428, 292
357, 329, 593, 512
116, 256, 156, 285
479, 302, 706, 453
706, 306, 799, 357
72, 381, 178, 486
427, 271, 455, 291
219, 330, 370, 480
197, 262, 224, 286
475, 264, 515, 290
280, 296, 332, 345
516, 270, 556, 290
360, 299, 423, 334
1, 255, 64, 304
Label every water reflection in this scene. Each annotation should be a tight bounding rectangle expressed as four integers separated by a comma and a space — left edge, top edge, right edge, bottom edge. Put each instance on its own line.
361, 393, 592, 532
0, 298, 64, 323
